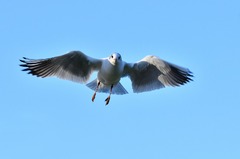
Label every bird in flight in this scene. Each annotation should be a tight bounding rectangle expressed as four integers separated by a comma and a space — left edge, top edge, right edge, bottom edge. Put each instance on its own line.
20, 51, 193, 105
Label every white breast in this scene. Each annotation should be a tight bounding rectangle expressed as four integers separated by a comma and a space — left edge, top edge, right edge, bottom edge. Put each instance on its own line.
97, 59, 124, 85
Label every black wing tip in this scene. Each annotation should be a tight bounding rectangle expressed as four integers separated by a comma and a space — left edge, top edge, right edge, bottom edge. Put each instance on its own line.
187, 70, 194, 81
174, 67, 194, 84
19, 57, 31, 64
19, 59, 25, 63
19, 57, 32, 74
19, 57, 50, 78
182, 71, 194, 84
19, 58, 28, 69
171, 70, 194, 87
188, 70, 194, 76
23, 57, 30, 60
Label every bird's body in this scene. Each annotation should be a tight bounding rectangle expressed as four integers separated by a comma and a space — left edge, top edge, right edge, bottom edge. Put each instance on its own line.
98, 54, 124, 86
20, 51, 193, 105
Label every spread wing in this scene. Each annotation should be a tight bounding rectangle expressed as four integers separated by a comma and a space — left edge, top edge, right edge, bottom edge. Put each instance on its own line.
20, 51, 102, 83
123, 55, 193, 93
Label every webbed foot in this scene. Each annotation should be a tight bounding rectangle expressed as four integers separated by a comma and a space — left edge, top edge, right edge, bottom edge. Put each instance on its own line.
105, 96, 111, 105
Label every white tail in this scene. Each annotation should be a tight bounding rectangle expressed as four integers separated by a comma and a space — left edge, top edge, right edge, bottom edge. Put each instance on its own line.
86, 79, 128, 95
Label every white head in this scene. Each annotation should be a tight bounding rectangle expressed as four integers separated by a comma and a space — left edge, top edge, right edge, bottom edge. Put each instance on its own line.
108, 53, 122, 65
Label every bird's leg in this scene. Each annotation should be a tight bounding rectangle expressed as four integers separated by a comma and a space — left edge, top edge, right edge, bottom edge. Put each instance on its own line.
105, 84, 113, 106
92, 81, 100, 102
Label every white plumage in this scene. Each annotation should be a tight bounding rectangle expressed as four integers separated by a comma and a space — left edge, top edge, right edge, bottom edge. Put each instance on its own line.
20, 51, 193, 105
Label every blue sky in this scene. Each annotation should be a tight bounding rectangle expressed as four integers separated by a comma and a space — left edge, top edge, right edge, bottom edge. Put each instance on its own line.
1, 0, 240, 158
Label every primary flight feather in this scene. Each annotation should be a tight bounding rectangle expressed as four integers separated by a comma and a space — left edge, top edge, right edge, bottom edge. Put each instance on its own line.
20, 51, 193, 105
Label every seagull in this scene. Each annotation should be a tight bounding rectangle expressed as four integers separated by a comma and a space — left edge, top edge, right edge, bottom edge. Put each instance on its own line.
20, 51, 193, 105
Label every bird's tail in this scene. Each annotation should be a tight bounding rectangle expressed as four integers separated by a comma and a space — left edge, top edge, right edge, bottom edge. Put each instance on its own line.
86, 79, 128, 95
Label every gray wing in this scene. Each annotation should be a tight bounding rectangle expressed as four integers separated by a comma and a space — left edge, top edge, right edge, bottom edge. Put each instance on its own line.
123, 55, 193, 93
20, 50, 102, 83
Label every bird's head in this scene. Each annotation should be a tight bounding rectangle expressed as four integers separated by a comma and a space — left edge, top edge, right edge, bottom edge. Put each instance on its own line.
108, 53, 122, 65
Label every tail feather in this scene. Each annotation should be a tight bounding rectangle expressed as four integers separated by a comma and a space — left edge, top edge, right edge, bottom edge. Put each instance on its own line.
86, 79, 128, 95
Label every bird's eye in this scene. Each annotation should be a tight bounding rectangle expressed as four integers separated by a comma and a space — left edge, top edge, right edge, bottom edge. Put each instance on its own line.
111, 55, 113, 58
118, 56, 121, 60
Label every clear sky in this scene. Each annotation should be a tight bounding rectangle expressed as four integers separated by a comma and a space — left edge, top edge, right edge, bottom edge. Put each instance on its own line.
1, 0, 240, 159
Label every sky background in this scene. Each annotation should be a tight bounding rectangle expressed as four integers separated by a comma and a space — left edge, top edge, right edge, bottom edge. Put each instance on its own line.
1, 0, 240, 159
